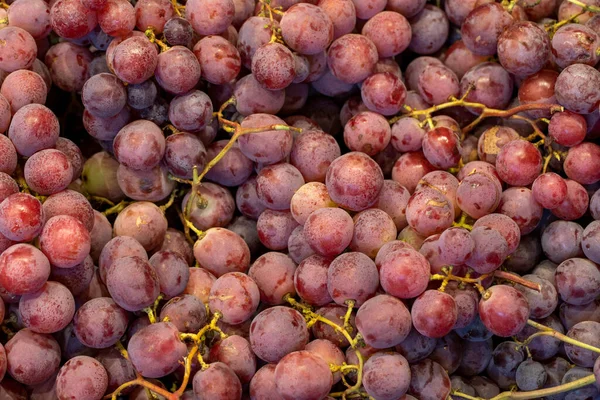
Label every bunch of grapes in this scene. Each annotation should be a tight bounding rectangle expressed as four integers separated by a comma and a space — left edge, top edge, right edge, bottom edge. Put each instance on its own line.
2, 0, 600, 399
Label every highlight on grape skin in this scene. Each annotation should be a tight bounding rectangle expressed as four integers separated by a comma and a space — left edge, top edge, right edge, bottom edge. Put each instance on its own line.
1, 0, 600, 399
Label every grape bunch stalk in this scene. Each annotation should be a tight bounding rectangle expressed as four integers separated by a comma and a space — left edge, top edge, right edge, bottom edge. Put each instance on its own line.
3, 0, 600, 399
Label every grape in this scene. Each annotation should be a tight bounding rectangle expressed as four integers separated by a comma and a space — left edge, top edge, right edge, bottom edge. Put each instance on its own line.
443, 40, 488, 80
96, 0, 134, 37
8, 103, 59, 157
112, 36, 158, 85
186, 0, 234, 35
552, 24, 600, 70
461, 3, 512, 56
134, 0, 174, 33
497, 187, 543, 235
250, 364, 283, 400
460, 62, 514, 112
466, 226, 509, 274
106, 256, 160, 312
361, 11, 410, 58
0, 174, 17, 204
0, 27, 36, 73
437, 228, 473, 266
113, 119, 166, 171
287, 225, 313, 262
54, 138, 83, 182
39, 215, 90, 268
155, 46, 201, 95
379, 246, 429, 298
456, 339, 493, 376
193, 228, 250, 277
24, 149, 73, 195
532, 172, 568, 210
360, 75, 407, 117
96, 347, 137, 394
237, 16, 278, 68
515, 315, 563, 361
209, 272, 260, 325
497, 21, 550, 77
249, 306, 309, 362
209, 335, 256, 384
429, 332, 464, 374
127, 81, 156, 111
116, 163, 175, 202
293, 255, 332, 306
183, 267, 216, 304
19, 280, 74, 335
556, 258, 600, 306
327, 252, 379, 306
50, 255, 94, 296
148, 250, 189, 299
552, 179, 589, 221
541, 221, 584, 264
73, 297, 129, 349
50, 0, 96, 39
564, 142, 600, 185
408, 359, 451, 400
193, 362, 242, 400
555, 63, 600, 114
327, 34, 378, 84
235, 176, 266, 220
517, 275, 558, 319
159, 295, 207, 333
251, 43, 296, 91
81, 73, 127, 119
479, 285, 530, 337
317, 0, 355, 40
279, 3, 333, 56
411, 290, 457, 338
255, 163, 304, 211
422, 126, 461, 169
560, 365, 599, 399
42, 190, 94, 232
113, 201, 167, 252
45, 41, 92, 92
326, 152, 383, 212
163, 133, 207, 180
5, 329, 60, 385
406, 186, 455, 237
127, 322, 187, 378
513, 359, 546, 391
456, 172, 501, 220
83, 107, 130, 142
356, 294, 411, 348
274, 350, 332, 400
408, 5, 449, 55
1, 70, 47, 114
564, 321, 600, 367
248, 252, 296, 305
0, 193, 44, 242
558, 0, 599, 23
290, 131, 340, 183
99, 236, 148, 282
303, 339, 344, 384
193, 35, 241, 85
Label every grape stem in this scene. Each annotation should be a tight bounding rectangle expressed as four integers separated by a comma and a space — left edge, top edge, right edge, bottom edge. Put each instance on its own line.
102, 200, 129, 216
430, 269, 541, 293
526, 319, 600, 353
144, 28, 170, 53
567, 0, 600, 13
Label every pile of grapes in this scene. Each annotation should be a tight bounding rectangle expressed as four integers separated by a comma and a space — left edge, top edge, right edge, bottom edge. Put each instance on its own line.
3, 0, 600, 398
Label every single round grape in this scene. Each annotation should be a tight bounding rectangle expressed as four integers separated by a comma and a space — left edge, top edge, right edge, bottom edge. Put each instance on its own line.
5, 329, 60, 386
255, 163, 304, 211
361, 11, 410, 57
497, 187, 544, 235
113, 119, 165, 171
549, 110, 587, 148
461, 3, 512, 56
83, 107, 130, 142
0, 173, 17, 204
541, 220, 583, 264
0, 192, 44, 242
408, 5, 449, 55
552, 24, 600, 69
411, 290, 457, 338
81, 73, 126, 119
327, 252, 378, 306
360, 73, 406, 117
564, 321, 600, 367
0, 243, 49, 296
106, 256, 160, 312
350, 209, 396, 258
148, 250, 189, 299
460, 62, 513, 112
20, 281, 75, 334
54, 138, 83, 182
24, 149, 72, 195
274, 350, 332, 400
408, 359, 451, 400
304, 339, 344, 384
116, 163, 175, 202
1, 70, 47, 114
406, 187, 455, 237
249, 306, 309, 363
515, 274, 557, 320
39, 215, 90, 268
532, 172, 568, 210
209, 272, 260, 325
45, 41, 92, 92
43, 190, 94, 232
134, 0, 174, 33
193, 362, 242, 400
326, 152, 383, 212
551, 179, 589, 221
555, 63, 600, 114
8, 103, 59, 157
456, 172, 501, 220
163, 132, 207, 180
112, 36, 158, 85
390, 117, 425, 153
479, 285, 530, 337
422, 126, 461, 169
50, 255, 94, 296
0, 27, 36, 72
356, 294, 411, 348
248, 252, 296, 305
555, 257, 600, 306
113, 201, 167, 252
438, 227, 474, 265
235, 176, 266, 220
361, 352, 411, 400
294, 255, 332, 306
155, 46, 201, 95
497, 21, 550, 77
193, 35, 241, 85
127, 322, 188, 378
379, 246, 429, 298
159, 295, 207, 333
327, 34, 378, 84
185, 0, 234, 35
209, 335, 256, 384
564, 142, 600, 185
287, 225, 313, 262
290, 131, 341, 183
50, 0, 96, 39
97, 0, 135, 37
193, 227, 251, 277
251, 42, 296, 90
73, 297, 128, 349
280, 3, 333, 55
443, 40, 488, 80
96, 347, 137, 394
466, 226, 509, 274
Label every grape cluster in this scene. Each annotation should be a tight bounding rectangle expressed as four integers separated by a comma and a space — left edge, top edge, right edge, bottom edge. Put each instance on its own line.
1, 0, 600, 399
